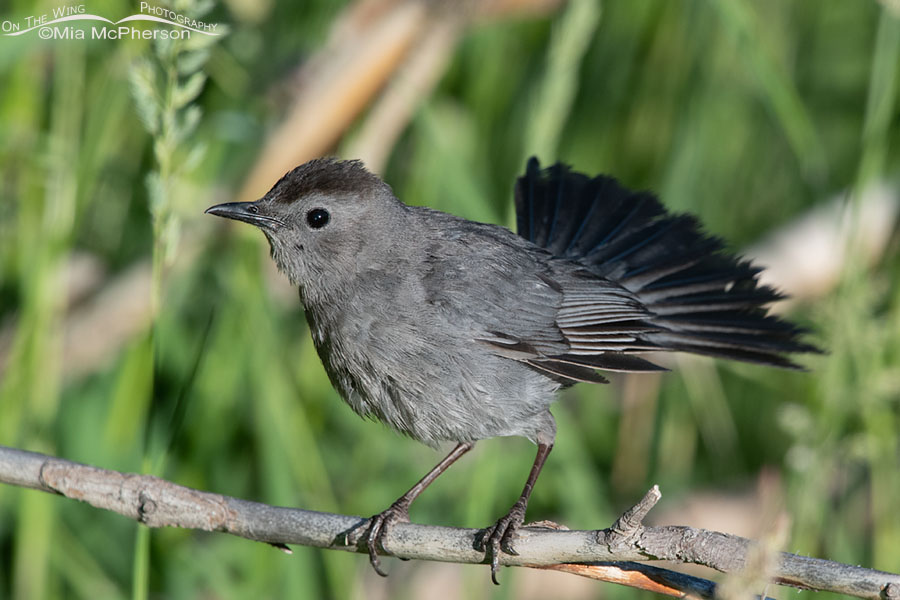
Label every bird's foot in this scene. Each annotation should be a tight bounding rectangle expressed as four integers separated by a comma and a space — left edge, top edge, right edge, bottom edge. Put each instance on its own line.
345, 500, 411, 577
475, 499, 528, 585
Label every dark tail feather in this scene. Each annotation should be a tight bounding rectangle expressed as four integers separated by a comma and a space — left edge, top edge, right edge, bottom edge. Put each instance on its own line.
515, 157, 821, 369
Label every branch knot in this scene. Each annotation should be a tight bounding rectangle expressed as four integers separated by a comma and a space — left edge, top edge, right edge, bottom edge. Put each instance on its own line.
597, 485, 661, 555
138, 490, 157, 522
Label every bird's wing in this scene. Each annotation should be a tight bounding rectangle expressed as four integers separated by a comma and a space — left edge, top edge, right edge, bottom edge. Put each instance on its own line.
417, 214, 658, 385
478, 268, 670, 385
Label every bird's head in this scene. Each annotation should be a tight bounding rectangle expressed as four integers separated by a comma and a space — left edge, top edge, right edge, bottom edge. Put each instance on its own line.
206, 158, 408, 299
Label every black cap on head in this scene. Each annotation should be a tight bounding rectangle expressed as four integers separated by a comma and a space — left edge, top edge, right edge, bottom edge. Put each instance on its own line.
267, 158, 389, 204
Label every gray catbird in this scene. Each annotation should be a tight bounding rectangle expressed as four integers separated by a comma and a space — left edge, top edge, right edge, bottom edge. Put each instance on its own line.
206, 157, 817, 582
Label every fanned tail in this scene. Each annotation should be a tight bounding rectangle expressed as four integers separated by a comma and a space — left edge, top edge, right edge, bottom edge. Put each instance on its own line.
515, 157, 820, 369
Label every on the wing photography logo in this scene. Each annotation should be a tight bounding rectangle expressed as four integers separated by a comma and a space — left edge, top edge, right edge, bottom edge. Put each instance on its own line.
2, 3, 221, 40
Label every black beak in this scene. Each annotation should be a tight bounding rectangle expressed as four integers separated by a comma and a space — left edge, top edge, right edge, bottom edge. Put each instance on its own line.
205, 201, 281, 229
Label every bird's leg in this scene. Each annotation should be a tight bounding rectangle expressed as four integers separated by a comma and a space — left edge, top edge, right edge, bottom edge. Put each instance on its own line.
476, 442, 553, 584
354, 441, 474, 576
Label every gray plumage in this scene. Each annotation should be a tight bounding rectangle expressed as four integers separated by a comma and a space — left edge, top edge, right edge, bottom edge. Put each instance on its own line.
206, 156, 817, 582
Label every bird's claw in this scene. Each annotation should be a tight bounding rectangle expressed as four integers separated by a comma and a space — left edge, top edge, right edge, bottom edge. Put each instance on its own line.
475, 501, 527, 585
351, 501, 411, 577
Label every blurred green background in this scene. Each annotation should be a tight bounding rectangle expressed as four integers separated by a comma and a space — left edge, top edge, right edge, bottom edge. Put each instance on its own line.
1, 0, 899, 598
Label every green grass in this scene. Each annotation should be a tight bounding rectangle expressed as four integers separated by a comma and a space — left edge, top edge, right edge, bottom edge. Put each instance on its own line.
1, 1, 899, 598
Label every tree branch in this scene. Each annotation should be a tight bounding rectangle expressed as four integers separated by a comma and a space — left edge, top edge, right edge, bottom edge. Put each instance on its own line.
2, 445, 898, 598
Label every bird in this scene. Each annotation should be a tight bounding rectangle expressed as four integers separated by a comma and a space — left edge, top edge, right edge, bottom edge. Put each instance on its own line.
206, 156, 818, 583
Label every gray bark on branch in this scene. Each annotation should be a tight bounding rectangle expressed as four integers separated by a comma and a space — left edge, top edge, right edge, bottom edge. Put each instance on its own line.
2, 445, 898, 599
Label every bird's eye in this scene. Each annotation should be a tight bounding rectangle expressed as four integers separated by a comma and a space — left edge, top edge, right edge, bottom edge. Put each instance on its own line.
306, 208, 330, 229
